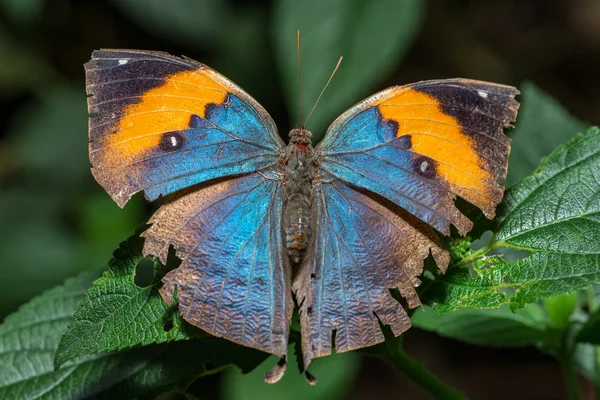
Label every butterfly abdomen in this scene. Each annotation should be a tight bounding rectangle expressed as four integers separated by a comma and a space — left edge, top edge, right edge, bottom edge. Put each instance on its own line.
284, 132, 314, 264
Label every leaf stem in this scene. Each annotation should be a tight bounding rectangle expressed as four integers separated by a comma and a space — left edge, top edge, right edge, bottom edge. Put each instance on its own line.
454, 238, 506, 267
452, 240, 528, 269
385, 340, 468, 400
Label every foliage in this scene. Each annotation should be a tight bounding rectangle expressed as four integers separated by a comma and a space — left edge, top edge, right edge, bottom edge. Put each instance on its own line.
1, 1, 600, 400
37, 124, 600, 399
507, 81, 589, 185
0, 271, 267, 399
412, 304, 557, 348
0, 86, 143, 317
420, 126, 600, 312
222, 350, 360, 400
110, 0, 224, 47
54, 235, 194, 368
273, 0, 424, 139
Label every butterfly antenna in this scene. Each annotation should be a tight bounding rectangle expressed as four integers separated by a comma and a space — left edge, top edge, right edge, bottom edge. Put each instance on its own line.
297, 30, 303, 126
304, 56, 343, 127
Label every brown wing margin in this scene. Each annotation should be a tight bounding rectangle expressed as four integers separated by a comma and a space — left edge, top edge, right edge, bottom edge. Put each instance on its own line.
293, 178, 450, 369
141, 172, 293, 358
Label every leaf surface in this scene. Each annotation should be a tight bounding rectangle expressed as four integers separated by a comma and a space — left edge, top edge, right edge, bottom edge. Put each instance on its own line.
507, 82, 588, 185
412, 304, 557, 347
55, 235, 195, 368
421, 127, 600, 312
0, 270, 266, 400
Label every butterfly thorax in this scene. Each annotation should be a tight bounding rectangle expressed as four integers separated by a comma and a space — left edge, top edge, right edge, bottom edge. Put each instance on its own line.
283, 128, 315, 264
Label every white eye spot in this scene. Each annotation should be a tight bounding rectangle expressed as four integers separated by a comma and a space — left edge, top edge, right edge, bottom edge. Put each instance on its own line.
478, 91, 488, 98
118, 59, 128, 65
420, 161, 429, 172
170, 136, 178, 147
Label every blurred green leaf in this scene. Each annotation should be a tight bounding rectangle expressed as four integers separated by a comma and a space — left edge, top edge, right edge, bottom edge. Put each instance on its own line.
0, 23, 54, 95
576, 308, 600, 345
222, 347, 360, 400
0, 270, 267, 399
212, 6, 276, 108
273, 0, 424, 139
111, 0, 225, 47
422, 127, 600, 312
0, 84, 143, 317
1, 0, 44, 27
572, 342, 600, 382
79, 193, 143, 264
507, 81, 589, 185
545, 292, 577, 330
55, 235, 194, 368
0, 187, 79, 316
412, 304, 557, 347
13, 85, 89, 183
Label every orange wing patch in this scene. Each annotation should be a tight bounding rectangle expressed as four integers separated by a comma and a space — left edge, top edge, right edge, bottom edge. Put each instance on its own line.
96, 70, 227, 167
379, 88, 498, 216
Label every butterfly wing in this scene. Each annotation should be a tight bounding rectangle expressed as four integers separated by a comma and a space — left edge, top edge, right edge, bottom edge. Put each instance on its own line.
293, 177, 450, 368
316, 79, 519, 235
141, 171, 292, 357
86, 50, 283, 207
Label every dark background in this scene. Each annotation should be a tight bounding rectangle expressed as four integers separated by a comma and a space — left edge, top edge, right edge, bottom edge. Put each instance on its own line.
0, 0, 598, 399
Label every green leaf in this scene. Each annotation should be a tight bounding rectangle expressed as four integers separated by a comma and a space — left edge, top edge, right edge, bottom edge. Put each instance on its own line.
421, 127, 600, 312
0, 271, 268, 399
1, 84, 144, 317
412, 304, 558, 348
0, 24, 55, 95
211, 6, 276, 110
1, 0, 44, 27
55, 234, 195, 368
13, 85, 90, 183
572, 342, 600, 382
78, 193, 144, 273
495, 127, 600, 254
273, 0, 424, 139
545, 292, 577, 330
507, 81, 589, 185
111, 0, 225, 47
0, 187, 80, 316
222, 347, 360, 400
577, 308, 600, 345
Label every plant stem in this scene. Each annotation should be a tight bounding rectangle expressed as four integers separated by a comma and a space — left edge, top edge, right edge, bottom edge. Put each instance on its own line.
385, 344, 467, 400
561, 353, 581, 400
587, 287, 598, 312
453, 245, 491, 268
595, 348, 600, 400
558, 328, 581, 400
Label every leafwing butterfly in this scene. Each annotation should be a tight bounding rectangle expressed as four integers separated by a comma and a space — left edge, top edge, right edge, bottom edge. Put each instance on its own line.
85, 49, 518, 382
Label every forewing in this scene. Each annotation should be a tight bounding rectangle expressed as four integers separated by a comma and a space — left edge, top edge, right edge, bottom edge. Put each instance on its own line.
293, 178, 450, 368
141, 172, 292, 357
86, 49, 284, 207
317, 79, 519, 235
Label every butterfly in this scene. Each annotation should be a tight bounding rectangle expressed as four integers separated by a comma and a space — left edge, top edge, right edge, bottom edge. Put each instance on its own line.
85, 48, 519, 383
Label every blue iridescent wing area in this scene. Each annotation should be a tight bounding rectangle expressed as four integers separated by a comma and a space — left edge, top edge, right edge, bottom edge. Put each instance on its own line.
86, 50, 283, 207
141, 172, 292, 357
293, 177, 450, 368
316, 79, 519, 235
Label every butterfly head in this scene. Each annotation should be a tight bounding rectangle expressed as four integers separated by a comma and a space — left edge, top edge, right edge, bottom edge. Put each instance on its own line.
289, 127, 313, 144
